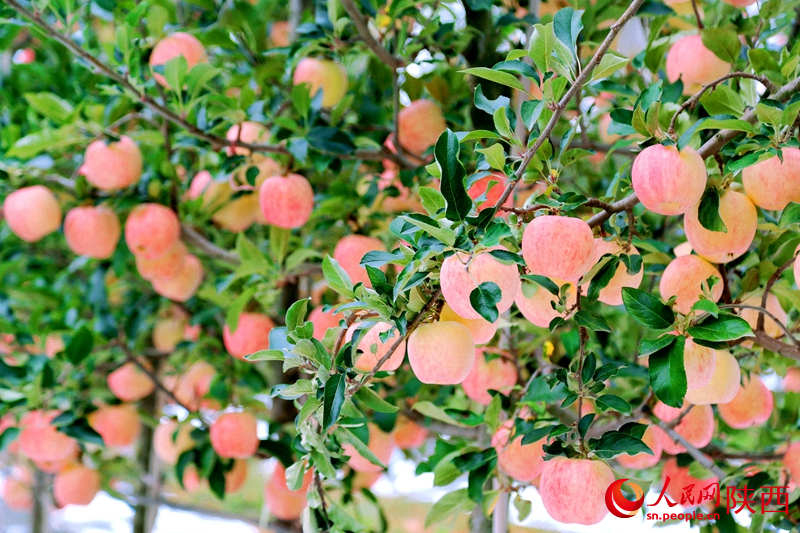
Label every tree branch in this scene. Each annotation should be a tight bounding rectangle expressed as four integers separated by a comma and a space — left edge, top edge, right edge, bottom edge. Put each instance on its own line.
757, 252, 798, 334
491, 0, 646, 209
340, 0, 404, 68
690, 0, 704, 30
180, 224, 240, 265
668, 72, 776, 136
652, 419, 726, 481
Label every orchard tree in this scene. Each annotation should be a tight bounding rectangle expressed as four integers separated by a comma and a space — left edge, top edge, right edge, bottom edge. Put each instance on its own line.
1, 0, 800, 532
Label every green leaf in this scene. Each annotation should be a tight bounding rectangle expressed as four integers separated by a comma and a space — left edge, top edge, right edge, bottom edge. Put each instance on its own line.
322, 374, 345, 430
677, 116, 756, 150
699, 85, 744, 116
23, 92, 74, 123
425, 488, 472, 527
589, 429, 653, 459
412, 401, 469, 427
243, 349, 285, 362
285, 298, 310, 331
65, 326, 94, 365
0, 427, 20, 451
553, 7, 584, 54
460, 67, 525, 92
591, 52, 630, 81
436, 129, 471, 222
399, 214, 456, 246
779, 202, 800, 226
521, 274, 560, 295
574, 310, 611, 332
470, 282, 501, 322
476, 143, 506, 170
322, 255, 354, 296
337, 426, 387, 469
697, 188, 728, 232
419, 187, 447, 216
596, 394, 632, 413
701, 28, 741, 63
307, 127, 356, 153
688, 314, 754, 342
492, 107, 514, 139
587, 256, 620, 300
621, 288, 675, 329
691, 299, 720, 317
225, 287, 256, 332
355, 387, 399, 413
7, 125, 83, 158
649, 335, 686, 408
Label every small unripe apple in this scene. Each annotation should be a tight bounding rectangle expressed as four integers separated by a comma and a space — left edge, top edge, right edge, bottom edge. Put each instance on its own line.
64, 205, 120, 258
149, 32, 208, 87
666, 35, 731, 94
3, 185, 62, 242
210, 412, 259, 459
784, 367, 800, 393
125, 203, 180, 259
292, 58, 348, 108
259, 173, 314, 229
408, 321, 475, 384
740, 293, 787, 339
631, 144, 707, 216
79, 136, 143, 190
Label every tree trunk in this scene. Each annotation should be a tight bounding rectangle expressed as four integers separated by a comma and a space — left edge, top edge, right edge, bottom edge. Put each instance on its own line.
31, 468, 47, 533
470, 506, 491, 533
492, 491, 509, 533
133, 361, 161, 533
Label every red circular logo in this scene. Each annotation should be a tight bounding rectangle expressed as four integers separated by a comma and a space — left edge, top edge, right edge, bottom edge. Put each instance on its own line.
605, 478, 645, 518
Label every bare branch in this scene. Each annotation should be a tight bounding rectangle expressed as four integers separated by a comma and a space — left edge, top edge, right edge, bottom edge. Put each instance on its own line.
690, 0, 704, 30
340, 0, 404, 68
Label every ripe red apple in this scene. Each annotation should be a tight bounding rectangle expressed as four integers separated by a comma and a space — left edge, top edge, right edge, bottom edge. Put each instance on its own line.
3, 185, 62, 242
522, 215, 595, 283
539, 457, 615, 525
258, 173, 314, 229
631, 144, 706, 216
210, 412, 259, 459
408, 322, 475, 384
149, 32, 208, 87
79, 136, 143, 190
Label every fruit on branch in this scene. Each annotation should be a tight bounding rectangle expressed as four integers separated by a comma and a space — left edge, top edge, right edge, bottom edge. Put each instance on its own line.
186, 170, 231, 206
784, 442, 800, 485
269, 21, 290, 47
666, 35, 731, 94
107, 361, 155, 402
718, 375, 773, 429
152, 308, 189, 352
739, 294, 788, 340
17, 410, 78, 463
333, 234, 386, 287
439, 302, 497, 344
125, 203, 180, 260
343, 423, 395, 473
659, 255, 723, 314
684, 190, 757, 264
222, 312, 275, 360
393, 417, 428, 449
88, 404, 141, 447
292, 58, 348, 108
461, 348, 517, 405
79, 136, 143, 190
153, 420, 193, 464
136, 241, 188, 281
742, 148, 800, 210
784, 367, 800, 393
652, 402, 714, 454
591, 239, 644, 306
309, 307, 344, 341
53, 464, 100, 507
660, 458, 719, 508
397, 99, 447, 157
63, 205, 120, 259
210, 412, 259, 459
522, 215, 594, 283
408, 321, 475, 384
539, 457, 615, 525
467, 172, 513, 213
683, 339, 717, 390
151, 253, 204, 301
0, 468, 32, 510
346, 321, 406, 372
631, 144, 707, 216
173, 361, 217, 410
258, 173, 314, 228
515, 281, 577, 328
439, 248, 521, 320
225, 460, 248, 494
617, 424, 663, 469
226, 122, 269, 156
149, 32, 208, 87
210, 194, 260, 233
3, 185, 62, 242
684, 347, 740, 405
264, 462, 313, 521
491, 421, 545, 483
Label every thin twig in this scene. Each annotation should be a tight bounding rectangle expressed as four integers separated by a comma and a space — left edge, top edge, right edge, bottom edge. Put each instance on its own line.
757, 253, 798, 333
690, 0, 704, 29
720, 303, 799, 347
340, 0, 404, 68
491, 0, 646, 209
668, 72, 776, 136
